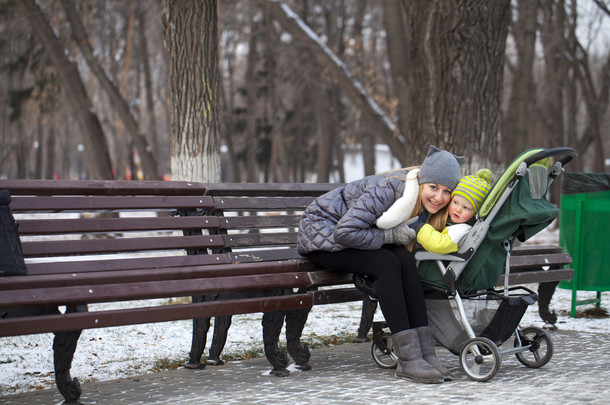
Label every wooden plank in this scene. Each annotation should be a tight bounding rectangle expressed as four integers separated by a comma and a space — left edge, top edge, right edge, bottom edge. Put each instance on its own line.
313, 287, 363, 305
222, 232, 297, 248
21, 234, 226, 257
0, 179, 207, 196
498, 268, 574, 286
203, 182, 340, 197
10, 195, 214, 212
0, 272, 314, 309
512, 245, 563, 256
228, 248, 303, 263
25, 253, 233, 275
509, 253, 572, 270
0, 293, 315, 337
0, 261, 302, 290
16, 216, 221, 235
308, 270, 354, 287
215, 214, 301, 229
213, 196, 317, 211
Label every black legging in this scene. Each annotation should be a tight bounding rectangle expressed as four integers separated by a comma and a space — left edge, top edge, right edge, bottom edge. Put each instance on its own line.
304, 245, 428, 334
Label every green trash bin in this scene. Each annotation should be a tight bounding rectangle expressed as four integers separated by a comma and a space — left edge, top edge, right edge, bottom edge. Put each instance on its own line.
558, 173, 610, 317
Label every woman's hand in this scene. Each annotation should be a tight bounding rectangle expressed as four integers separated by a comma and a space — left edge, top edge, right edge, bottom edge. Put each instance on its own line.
383, 217, 418, 245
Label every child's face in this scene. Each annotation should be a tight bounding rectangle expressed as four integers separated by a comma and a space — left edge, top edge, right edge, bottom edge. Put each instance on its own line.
449, 195, 475, 223
420, 183, 452, 214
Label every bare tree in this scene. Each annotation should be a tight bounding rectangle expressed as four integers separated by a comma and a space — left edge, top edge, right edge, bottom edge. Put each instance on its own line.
17, 0, 114, 180
503, 0, 539, 163
61, 0, 161, 180
163, 0, 221, 183
267, 0, 408, 166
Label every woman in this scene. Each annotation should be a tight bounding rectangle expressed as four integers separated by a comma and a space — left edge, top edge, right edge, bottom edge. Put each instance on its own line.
297, 145, 463, 384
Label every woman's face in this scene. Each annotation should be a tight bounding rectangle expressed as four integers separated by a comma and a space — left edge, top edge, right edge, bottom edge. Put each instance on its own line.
420, 183, 452, 214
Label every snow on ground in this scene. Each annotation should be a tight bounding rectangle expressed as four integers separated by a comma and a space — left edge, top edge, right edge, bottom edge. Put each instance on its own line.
1, 223, 608, 396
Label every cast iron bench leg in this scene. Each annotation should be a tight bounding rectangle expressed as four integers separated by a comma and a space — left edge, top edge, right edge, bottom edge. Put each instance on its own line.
262, 309, 290, 376
356, 299, 378, 342
53, 305, 86, 405
186, 295, 211, 369
285, 306, 312, 370
207, 315, 231, 365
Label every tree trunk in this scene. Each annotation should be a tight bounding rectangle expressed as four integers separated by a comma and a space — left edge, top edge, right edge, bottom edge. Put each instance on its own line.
61, 0, 160, 180
137, 2, 160, 175
503, 0, 538, 163
402, 0, 510, 171
18, 0, 114, 180
244, 18, 260, 182
163, 0, 221, 183
383, 0, 410, 135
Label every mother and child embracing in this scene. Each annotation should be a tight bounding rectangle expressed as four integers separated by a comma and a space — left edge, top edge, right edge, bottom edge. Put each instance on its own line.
297, 145, 493, 384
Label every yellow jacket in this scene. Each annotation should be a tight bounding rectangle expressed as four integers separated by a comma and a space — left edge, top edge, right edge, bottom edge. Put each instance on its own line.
416, 223, 472, 255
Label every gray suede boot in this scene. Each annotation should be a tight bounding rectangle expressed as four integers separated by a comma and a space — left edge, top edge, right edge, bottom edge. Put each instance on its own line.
416, 326, 452, 381
391, 329, 444, 384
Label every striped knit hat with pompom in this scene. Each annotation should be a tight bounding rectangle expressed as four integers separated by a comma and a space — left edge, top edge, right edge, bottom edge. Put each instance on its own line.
451, 169, 493, 214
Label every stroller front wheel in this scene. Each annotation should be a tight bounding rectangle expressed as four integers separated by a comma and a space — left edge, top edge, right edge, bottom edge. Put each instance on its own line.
514, 326, 554, 368
459, 337, 501, 382
371, 332, 398, 369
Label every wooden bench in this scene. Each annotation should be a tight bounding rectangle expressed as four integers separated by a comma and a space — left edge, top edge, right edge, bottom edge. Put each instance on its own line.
0, 179, 573, 403
0, 179, 362, 404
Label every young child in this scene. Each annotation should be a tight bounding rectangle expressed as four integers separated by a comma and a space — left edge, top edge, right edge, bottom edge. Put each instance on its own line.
415, 169, 493, 255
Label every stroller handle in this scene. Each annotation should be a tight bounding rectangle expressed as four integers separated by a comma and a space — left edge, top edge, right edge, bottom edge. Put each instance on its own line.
522, 147, 578, 169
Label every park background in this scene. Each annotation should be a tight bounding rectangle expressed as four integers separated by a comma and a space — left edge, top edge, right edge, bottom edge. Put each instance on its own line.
1, 0, 609, 396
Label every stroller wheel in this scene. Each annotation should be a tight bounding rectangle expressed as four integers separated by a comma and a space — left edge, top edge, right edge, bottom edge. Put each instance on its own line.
514, 326, 554, 368
371, 333, 398, 369
459, 337, 501, 382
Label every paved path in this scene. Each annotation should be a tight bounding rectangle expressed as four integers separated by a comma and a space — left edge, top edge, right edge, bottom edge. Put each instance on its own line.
1, 329, 609, 404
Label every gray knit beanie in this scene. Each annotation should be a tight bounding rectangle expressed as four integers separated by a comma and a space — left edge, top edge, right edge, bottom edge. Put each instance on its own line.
418, 145, 465, 190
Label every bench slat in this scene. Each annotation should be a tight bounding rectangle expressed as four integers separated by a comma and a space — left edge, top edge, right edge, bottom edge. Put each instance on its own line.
0, 293, 315, 337
498, 268, 574, 285
0, 179, 207, 196
512, 245, 563, 255
213, 196, 317, 210
25, 253, 233, 275
21, 235, 225, 257
216, 214, 301, 229
0, 261, 303, 290
0, 272, 314, 309
16, 216, 221, 234
222, 232, 297, 248
203, 182, 339, 197
313, 287, 364, 305
509, 253, 572, 270
10, 195, 214, 212
228, 249, 303, 263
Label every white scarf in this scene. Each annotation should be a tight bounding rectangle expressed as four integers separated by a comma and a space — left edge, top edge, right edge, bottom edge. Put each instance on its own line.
375, 168, 419, 229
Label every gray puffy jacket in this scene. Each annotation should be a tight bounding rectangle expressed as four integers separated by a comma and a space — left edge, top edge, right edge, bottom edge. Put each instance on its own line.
297, 170, 409, 254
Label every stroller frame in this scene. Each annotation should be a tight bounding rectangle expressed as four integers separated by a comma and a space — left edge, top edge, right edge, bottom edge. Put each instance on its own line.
370, 147, 577, 381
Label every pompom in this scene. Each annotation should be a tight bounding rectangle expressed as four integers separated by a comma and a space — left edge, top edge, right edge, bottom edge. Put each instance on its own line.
475, 168, 493, 185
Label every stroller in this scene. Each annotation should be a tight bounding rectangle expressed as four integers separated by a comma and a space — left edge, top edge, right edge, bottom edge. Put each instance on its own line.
369, 147, 577, 381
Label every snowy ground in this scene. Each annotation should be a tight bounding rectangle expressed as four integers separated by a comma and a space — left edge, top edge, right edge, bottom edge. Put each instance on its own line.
1, 223, 608, 396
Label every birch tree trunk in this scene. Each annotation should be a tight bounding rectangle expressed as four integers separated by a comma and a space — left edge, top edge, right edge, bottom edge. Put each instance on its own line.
163, 0, 221, 183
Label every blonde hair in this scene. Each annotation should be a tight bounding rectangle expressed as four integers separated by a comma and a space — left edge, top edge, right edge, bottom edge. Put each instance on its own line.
406, 184, 450, 251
